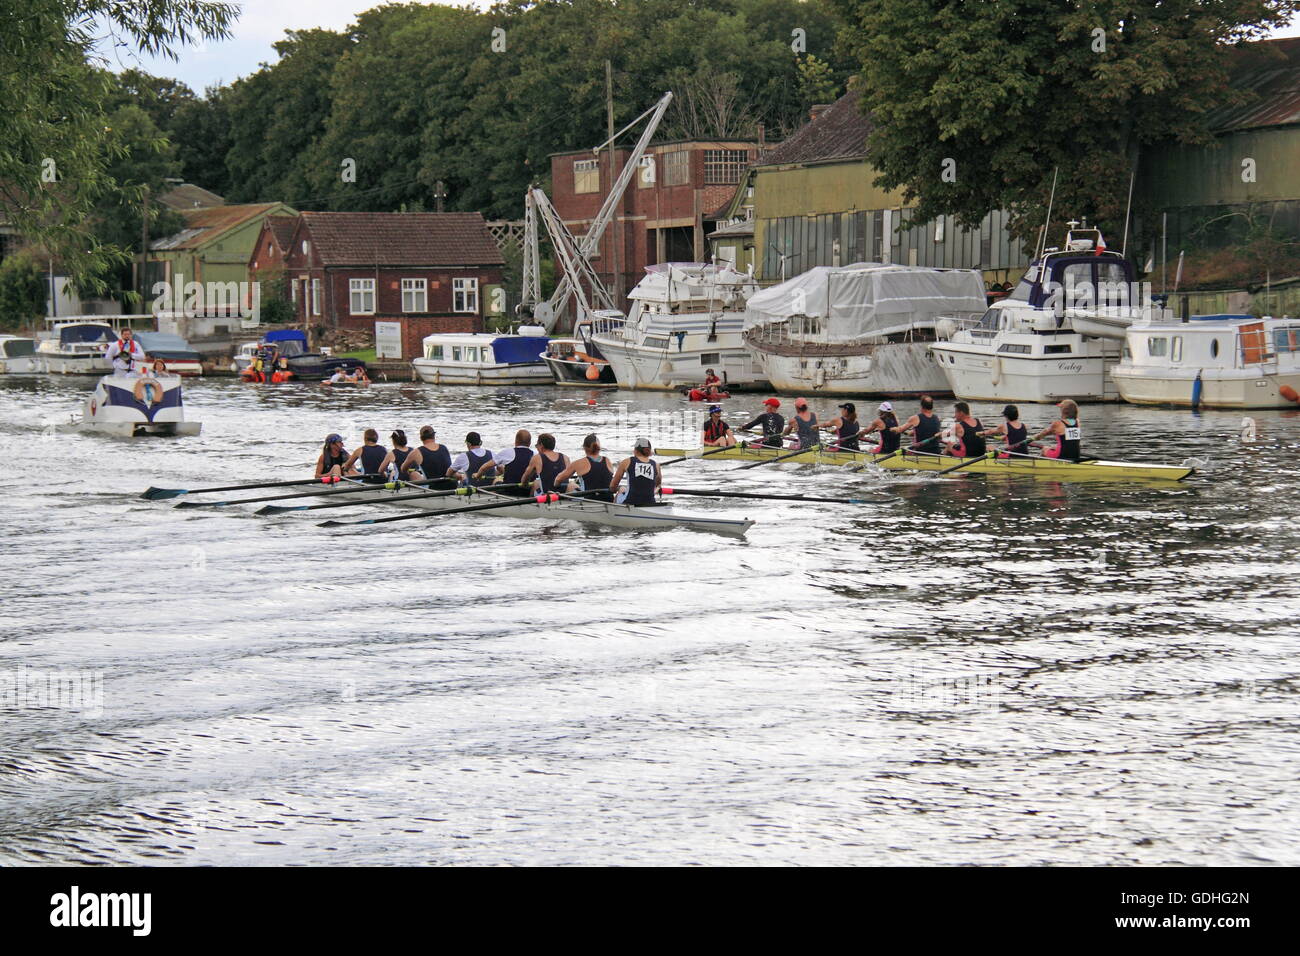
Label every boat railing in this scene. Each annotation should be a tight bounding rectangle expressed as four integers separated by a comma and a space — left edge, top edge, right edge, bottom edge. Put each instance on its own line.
1237, 323, 1300, 369
933, 311, 990, 341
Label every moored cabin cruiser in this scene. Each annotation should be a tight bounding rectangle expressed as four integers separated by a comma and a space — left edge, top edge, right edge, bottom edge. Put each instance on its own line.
1112, 313, 1300, 408
742, 263, 986, 396
541, 313, 618, 387
588, 262, 763, 390
38, 321, 119, 375
930, 223, 1158, 403
66, 372, 201, 437
411, 328, 552, 386
0, 335, 40, 373
134, 331, 204, 376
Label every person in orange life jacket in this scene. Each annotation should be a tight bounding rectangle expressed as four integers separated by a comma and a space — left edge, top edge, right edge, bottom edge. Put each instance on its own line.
379, 430, 414, 480
820, 401, 865, 451
702, 405, 736, 447
344, 428, 390, 483
106, 326, 146, 374
980, 405, 1032, 458
611, 437, 660, 505
854, 402, 902, 454
449, 432, 495, 486
402, 426, 452, 482
520, 433, 571, 493
738, 398, 784, 447
946, 402, 987, 458
891, 394, 943, 454
1032, 399, 1083, 462
554, 434, 615, 500
314, 433, 356, 479
477, 429, 533, 486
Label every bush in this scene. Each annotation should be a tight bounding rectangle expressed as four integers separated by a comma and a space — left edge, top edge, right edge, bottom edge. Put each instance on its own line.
0, 251, 47, 331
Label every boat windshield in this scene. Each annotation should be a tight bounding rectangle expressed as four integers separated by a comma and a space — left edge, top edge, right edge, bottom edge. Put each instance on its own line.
274, 338, 307, 357
2, 339, 35, 357
59, 325, 115, 345
1274, 326, 1300, 353
1008, 278, 1033, 302
976, 308, 1002, 330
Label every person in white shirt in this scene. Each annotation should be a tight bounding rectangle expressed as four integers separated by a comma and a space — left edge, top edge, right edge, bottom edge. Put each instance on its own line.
449, 432, 495, 487
105, 327, 146, 375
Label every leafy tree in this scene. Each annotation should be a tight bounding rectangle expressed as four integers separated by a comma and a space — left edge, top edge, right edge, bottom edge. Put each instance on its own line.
0, 0, 236, 290
170, 85, 234, 194
830, 0, 1300, 246
0, 250, 48, 331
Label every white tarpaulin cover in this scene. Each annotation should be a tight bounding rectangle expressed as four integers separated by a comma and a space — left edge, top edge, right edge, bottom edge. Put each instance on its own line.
743, 263, 986, 342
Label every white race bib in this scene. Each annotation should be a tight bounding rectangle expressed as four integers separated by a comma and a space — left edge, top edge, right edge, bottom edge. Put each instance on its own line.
633, 461, 655, 481
1064, 425, 1081, 441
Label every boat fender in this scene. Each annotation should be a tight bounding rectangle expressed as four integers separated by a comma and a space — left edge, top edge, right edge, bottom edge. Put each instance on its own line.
990, 356, 1002, 386
1280, 384, 1299, 403
585, 363, 601, 380
1191, 370, 1203, 410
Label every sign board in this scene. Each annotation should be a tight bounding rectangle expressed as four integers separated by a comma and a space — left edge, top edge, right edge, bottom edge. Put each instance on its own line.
375, 321, 402, 360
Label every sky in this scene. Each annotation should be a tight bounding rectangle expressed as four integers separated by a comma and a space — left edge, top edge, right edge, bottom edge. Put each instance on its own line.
105, 1, 1300, 94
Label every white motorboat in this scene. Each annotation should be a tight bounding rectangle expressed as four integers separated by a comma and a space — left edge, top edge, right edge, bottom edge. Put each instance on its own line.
38, 320, 119, 375
930, 223, 1157, 403
541, 312, 619, 387
741, 264, 986, 396
411, 329, 553, 386
135, 331, 204, 376
63, 373, 201, 437
230, 341, 259, 374
0, 335, 41, 373
1112, 313, 1300, 409
588, 262, 764, 390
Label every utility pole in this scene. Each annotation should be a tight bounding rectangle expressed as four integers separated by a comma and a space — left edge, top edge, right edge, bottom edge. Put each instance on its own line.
434, 180, 447, 213
605, 60, 622, 305
139, 184, 150, 308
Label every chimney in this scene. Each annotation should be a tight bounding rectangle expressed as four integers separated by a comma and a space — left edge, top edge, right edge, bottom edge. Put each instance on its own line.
810, 104, 832, 122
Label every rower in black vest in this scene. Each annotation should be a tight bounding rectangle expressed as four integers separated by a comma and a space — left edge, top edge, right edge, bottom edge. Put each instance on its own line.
450, 432, 495, 486
893, 395, 942, 454
555, 434, 615, 501
980, 405, 1030, 457
403, 426, 451, 483
491, 430, 535, 486
1033, 399, 1083, 462
384, 430, 413, 479
612, 438, 660, 506
820, 401, 861, 451
314, 433, 354, 479
347, 429, 390, 483
949, 403, 986, 458
522, 433, 570, 493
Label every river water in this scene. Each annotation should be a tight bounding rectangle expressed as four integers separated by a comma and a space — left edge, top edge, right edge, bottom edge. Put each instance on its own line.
1, 375, 1297, 866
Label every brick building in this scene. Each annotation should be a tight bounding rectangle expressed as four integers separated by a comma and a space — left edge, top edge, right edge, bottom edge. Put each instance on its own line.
249, 211, 505, 359
549, 139, 760, 309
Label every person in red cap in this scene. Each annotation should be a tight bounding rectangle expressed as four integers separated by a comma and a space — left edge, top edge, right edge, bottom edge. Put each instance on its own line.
782, 397, 819, 448
739, 398, 785, 448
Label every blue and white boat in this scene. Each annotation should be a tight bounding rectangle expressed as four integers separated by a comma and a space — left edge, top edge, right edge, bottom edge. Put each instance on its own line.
66, 373, 201, 437
411, 329, 552, 385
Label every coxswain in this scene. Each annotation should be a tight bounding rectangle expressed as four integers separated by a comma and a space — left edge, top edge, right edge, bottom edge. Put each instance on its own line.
380, 429, 414, 479
1032, 400, 1083, 462
947, 402, 987, 458
891, 395, 942, 455
521, 433, 570, 493
554, 434, 614, 501
106, 326, 146, 375
782, 397, 819, 448
481, 429, 533, 487
611, 437, 660, 505
702, 405, 736, 447
344, 428, 390, 483
449, 432, 495, 486
821, 402, 862, 451
980, 405, 1031, 457
857, 402, 901, 454
314, 433, 355, 480
402, 426, 452, 483
738, 398, 784, 448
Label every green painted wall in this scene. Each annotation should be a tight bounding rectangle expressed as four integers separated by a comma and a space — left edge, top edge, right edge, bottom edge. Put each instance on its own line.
1143, 127, 1300, 206
753, 162, 902, 220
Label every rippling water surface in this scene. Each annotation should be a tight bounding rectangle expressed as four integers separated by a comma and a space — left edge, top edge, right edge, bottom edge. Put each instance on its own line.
1, 375, 1297, 865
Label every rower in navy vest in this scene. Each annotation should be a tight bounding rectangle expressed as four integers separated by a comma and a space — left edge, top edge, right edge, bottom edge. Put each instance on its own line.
891, 395, 943, 455
947, 402, 987, 458
820, 401, 862, 451
479, 429, 533, 487
521, 433, 571, 493
611, 437, 660, 505
554, 434, 615, 501
344, 428, 390, 483
380, 429, 414, 479
782, 398, 819, 448
980, 405, 1032, 457
449, 432, 495, 486
314, 433, 356, 480
402, 426, 452, 483
1032, 399, 1083, 462
738, 398, 784, 447
856, 402, 901, 454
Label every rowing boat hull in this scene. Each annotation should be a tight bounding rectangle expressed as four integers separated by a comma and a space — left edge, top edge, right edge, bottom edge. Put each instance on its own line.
328, 484, 756, 536
656, 446, 1194, 481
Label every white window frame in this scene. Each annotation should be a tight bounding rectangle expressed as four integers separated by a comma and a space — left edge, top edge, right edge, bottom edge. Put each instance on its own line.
311, 278, 322, 316
401, 278, 427, 313
452, 277, 479, 314
349, 278, 375, 315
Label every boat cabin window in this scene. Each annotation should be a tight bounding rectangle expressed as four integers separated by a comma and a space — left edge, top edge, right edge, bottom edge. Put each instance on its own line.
452, 346, 462, 362
428, 345, 444, 360
1123, 342, 1131, 359
2, 339, 35, 357
976, 309, 1001, 330
1273, 327, 1300, 353
1210, 339, 1219, 359
1147, 337, 1168, 357
700, 353, 720, 365
997, 343, 1030, 354
643, 336, 669, 351
59, 325, 115, 345
464, 347, 479, 363
1170, 336, 1183, 363
1096, 262, 1130, 307
1043, 344, 1073, 354
1062, 263, 1093, 308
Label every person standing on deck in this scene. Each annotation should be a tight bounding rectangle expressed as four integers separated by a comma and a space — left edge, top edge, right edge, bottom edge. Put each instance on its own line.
820, 402, 862, 451
891, 395, 943, 455
402, 426, 452, 483
449, 432, 495, 486
782, 398, 819, 448
738, 398, 784, 448
702, 405, 736, 447
554, 434, 615, 501
105, 327, 146, 375
478, 429, 533, 486
314, 433, 356, 480
611, 437, 661, 505
520, 433, 571, 493
344, 429, 389, 483
946, 402, 987, 458
980, 406, 1032, 458
855, 402, 901, 454
1031, 400, 1083, 462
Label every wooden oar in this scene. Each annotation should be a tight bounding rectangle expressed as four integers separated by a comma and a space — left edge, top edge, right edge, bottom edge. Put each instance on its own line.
735, 442, 821, 470
319, 492, 559, 527
174, 477, 456, 509
142, 477, 332, 500
256, 482, 528, 515
661, 487, 878, 505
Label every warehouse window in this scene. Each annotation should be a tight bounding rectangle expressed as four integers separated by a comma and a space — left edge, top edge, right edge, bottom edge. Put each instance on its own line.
574, 159, 599, 194
349, 278, 375, 315
453, 277, 478, 313
703, 149, 747, 185
664, 150, 690, 186
401, 278, 427, 313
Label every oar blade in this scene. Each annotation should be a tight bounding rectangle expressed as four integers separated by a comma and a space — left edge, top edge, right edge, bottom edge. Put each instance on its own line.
141, 487, 184, 500
255, 504, 304, 516
173, 499, 227, 510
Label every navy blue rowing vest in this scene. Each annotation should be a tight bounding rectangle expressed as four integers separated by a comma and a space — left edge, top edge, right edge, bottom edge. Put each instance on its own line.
501, 446, 533, 485
359, 444, 388, 476
538, 451, 567, 493
465, 448, 494, 486
625, 457, 658, 506
914, 412, 941, 452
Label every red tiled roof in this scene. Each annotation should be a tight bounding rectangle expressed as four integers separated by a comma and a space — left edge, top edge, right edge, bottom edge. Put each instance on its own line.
755, 85, 869, 168
152, 203, 285, 250
299, 212, 504, 267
